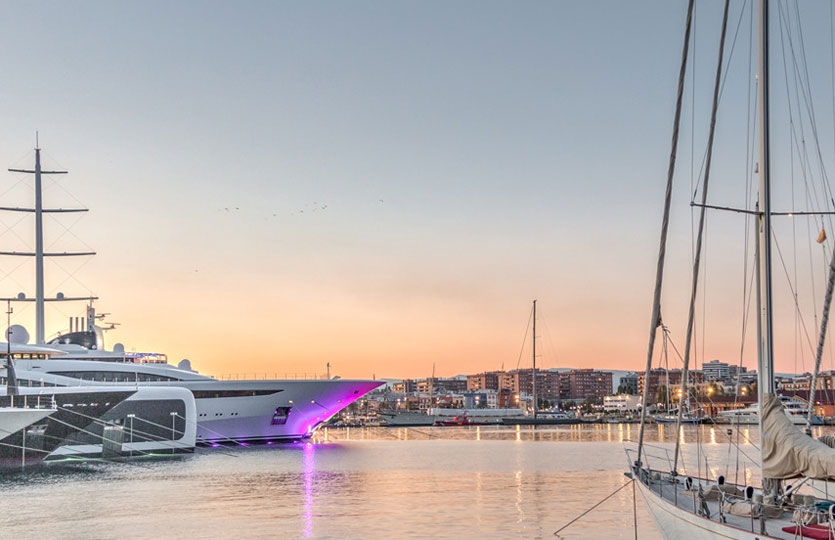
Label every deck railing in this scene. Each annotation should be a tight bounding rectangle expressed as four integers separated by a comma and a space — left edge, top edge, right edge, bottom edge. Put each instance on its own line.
214, 373, 332, 381
0, 394, 56, 409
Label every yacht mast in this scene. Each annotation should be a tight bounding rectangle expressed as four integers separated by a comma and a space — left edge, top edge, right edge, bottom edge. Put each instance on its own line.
4, 142, 97, 344
532, 299, 537, 419
33, 147, 45, 343
755, 0, 775, 466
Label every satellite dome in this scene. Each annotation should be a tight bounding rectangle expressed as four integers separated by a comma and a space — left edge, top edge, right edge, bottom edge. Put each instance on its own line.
7, 325, 29, 344
56, 292, 65, 299
16, 292, 25, 300
113, 343, 125, 354
178, 359, 193, 372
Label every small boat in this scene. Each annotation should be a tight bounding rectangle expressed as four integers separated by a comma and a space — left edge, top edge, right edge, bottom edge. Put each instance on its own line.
501, 410, 581, 425
653, 405, 703, 424
719, 396, 824, 426
653, 413, 702, 424
435, 413, 479, 426
378, 411, 436, 427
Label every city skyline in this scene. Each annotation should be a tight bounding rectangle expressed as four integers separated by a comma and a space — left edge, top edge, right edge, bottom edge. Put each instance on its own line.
1, 2, 834, 379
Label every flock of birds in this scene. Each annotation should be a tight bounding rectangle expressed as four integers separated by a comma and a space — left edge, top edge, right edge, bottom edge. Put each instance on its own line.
218, 198, 384, 218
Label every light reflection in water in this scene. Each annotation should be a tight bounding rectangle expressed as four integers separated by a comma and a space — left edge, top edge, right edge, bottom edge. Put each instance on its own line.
709, 427, 716, 445
515, 424, 521, 442
514, 470, 524, 523
303, 442, 315, 538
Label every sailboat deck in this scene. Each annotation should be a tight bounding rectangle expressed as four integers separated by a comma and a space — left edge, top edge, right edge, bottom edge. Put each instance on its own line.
640, 470, 832, 540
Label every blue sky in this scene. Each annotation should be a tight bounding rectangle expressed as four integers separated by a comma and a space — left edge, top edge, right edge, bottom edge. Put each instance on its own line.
0, 1, 831, 378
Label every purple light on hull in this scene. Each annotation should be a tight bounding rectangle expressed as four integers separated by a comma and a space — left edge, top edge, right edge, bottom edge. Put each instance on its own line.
286, 380, 382, 438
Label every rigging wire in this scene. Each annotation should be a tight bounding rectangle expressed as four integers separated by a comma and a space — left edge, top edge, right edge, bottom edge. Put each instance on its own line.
635, 0, 696, 471
672, 0, 731, 476
513, 304, 534, 372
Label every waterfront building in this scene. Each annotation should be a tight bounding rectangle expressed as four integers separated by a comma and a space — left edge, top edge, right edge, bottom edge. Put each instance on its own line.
558, 369, 613, 401
617, 372, 638, 394
467, 372, 501, 392
637, 368, 704, 400
702, 359, 730, 381
603, 394, 640, 413
694, 395, 757, 418
778, 374, 809, 392
463, 390, 498, 409
434, 377, 468, 394
392, 380, 417, 394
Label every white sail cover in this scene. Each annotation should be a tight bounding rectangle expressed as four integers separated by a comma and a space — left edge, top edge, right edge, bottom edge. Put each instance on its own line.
762, 392, 835, 479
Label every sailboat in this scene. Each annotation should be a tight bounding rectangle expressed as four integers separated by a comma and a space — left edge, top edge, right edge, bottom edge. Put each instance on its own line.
502, 301, 578, 426
631, 1, 835, 538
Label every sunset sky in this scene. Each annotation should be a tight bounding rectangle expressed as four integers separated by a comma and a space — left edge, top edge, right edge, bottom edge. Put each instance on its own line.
1, 1, 835, 380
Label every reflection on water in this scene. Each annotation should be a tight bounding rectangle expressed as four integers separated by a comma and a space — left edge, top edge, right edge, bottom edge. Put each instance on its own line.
303, 442, 314, 538
4, 424, 829, 539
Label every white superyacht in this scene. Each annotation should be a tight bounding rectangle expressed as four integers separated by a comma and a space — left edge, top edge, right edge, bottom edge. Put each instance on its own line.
0, 144, 382, 444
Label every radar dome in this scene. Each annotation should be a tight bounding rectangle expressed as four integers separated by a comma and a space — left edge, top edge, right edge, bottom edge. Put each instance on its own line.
56, 292, 65, 299
16, 292, 25, 300
178, 359, 193, 372
7, 325, 29, 344
113, 343, 125, 354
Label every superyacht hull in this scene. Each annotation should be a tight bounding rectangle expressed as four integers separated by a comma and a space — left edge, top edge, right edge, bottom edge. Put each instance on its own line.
181, 379, 383, 443
13, 356, 383, 444
0, 407, 55, 442
44, 386, 197, 460
0, 387, 136, 464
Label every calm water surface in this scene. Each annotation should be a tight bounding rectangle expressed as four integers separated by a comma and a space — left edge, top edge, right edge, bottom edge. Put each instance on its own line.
2, 423, 817, 539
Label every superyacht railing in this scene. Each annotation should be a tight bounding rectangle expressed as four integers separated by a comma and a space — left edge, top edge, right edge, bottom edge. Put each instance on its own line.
215, 373, 333, 381
0, 394, 56, 409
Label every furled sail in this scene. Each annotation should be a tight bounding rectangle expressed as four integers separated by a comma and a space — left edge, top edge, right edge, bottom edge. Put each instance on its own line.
762, 393, 835, 479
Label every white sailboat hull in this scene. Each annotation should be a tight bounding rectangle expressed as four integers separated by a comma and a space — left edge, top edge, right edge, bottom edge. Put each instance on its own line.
636, 479, 769, 540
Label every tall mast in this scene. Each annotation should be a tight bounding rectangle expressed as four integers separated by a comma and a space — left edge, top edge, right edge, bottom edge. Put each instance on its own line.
756, 0, 775, 408
532, 299, 537, 419
33, 147, 44, 344
5, 142, 97, 343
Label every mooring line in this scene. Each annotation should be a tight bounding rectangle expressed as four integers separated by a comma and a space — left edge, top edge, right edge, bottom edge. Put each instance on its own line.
553, 478, 635, 538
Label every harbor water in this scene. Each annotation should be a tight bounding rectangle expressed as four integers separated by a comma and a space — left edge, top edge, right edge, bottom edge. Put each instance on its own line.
0, 423, 811, 539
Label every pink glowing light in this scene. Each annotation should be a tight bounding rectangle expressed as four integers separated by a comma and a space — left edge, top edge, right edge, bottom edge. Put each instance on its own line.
303, 441, 315, 538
